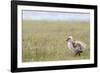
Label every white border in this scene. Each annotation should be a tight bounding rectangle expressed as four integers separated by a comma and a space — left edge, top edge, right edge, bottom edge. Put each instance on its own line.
17, 5, 94, 68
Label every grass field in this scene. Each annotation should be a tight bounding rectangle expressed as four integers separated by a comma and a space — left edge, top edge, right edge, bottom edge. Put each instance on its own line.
22, 20, 90, 62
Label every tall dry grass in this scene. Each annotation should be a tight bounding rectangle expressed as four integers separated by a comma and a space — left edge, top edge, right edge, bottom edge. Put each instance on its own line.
22, 20, 90, 62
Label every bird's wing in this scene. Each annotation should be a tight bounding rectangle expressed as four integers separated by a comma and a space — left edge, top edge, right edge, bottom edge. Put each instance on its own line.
75, 41, 86, 50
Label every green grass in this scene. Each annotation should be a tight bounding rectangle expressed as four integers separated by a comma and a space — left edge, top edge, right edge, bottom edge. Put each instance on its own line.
22, 20, 90, 62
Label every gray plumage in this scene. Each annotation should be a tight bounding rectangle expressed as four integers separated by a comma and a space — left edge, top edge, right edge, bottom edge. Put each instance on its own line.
66, 36, 86, 56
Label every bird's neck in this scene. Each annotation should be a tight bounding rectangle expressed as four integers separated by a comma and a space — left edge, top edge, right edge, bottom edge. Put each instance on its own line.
67, 40, 74, 49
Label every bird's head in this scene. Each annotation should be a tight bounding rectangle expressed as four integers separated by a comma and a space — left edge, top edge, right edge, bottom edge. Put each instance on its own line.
66, 36, 73, 42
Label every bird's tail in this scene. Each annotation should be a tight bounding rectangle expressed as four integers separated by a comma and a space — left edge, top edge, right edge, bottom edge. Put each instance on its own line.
76, 41, 86, 51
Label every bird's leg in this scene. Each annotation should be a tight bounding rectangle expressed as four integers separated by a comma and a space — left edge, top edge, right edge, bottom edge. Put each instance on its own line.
78, 52, 81, 56
75, 51, 79, 56
75, 51, 81, 56
78, 50, 83, 56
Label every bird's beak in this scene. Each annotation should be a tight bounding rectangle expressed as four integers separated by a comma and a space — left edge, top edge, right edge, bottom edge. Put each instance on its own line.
66, 38, 70, 41
66, 39, 68, 41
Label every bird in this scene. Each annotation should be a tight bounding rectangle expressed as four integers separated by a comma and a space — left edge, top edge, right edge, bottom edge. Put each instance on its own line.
66, 36, 86, 56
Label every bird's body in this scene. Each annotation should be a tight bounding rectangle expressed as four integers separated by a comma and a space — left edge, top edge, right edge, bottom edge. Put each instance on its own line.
66, 36, 86, 56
